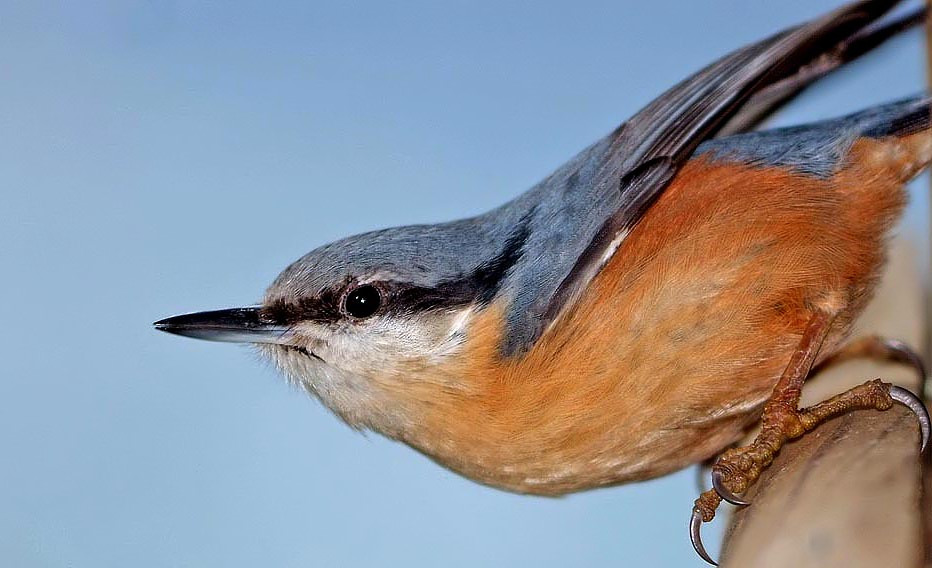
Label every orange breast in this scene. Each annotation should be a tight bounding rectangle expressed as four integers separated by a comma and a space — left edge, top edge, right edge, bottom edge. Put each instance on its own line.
402, 136, 914, 495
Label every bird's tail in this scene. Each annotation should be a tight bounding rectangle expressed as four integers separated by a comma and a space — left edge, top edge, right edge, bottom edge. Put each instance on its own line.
852, 95, 932, 183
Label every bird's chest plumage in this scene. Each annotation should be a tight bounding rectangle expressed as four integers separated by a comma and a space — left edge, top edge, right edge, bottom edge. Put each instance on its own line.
399, 144, 907, 496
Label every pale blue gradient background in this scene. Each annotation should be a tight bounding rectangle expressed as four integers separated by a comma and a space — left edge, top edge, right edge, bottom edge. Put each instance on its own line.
0, 1, 927, 566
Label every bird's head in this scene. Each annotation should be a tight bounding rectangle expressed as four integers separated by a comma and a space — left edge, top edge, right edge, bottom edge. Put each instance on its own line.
155, 220, 527, 434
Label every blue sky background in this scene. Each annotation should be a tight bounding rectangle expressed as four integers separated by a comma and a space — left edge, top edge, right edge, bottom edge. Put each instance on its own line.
0, 1, 927, 566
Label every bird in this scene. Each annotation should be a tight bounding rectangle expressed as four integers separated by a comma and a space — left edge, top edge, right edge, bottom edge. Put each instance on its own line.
155, 1, 932, 564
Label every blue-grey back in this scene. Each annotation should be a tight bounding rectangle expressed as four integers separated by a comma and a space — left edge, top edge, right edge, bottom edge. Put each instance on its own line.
485, 94, 930, 353
695, 96, 930, 177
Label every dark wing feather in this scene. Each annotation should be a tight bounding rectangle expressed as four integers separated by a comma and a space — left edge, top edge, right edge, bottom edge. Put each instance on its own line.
531, 0, 904, 349
721, 7, 925, 136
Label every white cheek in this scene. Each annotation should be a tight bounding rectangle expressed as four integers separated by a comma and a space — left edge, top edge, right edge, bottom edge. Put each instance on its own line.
258, 344, 397, 430
322, 307, 474, 376
257, 306, 475, 434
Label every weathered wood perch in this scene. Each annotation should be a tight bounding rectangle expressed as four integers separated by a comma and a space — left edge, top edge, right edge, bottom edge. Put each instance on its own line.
718, 240, 927, 567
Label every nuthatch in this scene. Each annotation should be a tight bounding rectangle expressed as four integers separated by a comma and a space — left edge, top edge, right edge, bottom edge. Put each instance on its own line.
156, 1, 932, 564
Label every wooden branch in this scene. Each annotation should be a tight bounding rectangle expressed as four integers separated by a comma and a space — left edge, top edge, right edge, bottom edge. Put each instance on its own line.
921, 5, 931, 566
719, 240, 927, 567
925, 0, 932, 388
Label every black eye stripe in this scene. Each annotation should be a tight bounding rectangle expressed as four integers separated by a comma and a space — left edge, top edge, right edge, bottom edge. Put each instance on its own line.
263, 212, 531, 325
264, 277, 484, 325
263, 292, 342, 325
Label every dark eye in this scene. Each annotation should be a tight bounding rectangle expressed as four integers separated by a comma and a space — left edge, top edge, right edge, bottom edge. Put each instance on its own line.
343, 285, 382, 319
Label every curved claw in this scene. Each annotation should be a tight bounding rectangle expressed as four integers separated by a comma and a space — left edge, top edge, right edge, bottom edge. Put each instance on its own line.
712, 468, 750, 506
690, 509, 718, 566
889, 385, 930, 453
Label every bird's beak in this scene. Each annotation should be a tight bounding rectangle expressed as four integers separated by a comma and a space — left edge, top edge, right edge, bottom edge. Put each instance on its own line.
153, 307, 291, 345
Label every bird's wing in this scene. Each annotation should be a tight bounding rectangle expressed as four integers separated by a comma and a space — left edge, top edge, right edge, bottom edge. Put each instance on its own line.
719, 7, 925, 136
500, 0, 908, 355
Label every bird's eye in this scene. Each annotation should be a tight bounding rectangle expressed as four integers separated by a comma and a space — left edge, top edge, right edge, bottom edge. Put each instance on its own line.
342, 285, 382, 319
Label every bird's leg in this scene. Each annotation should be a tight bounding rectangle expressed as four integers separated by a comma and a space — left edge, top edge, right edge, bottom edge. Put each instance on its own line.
711, 334, 931, 507
689, 317, 931, 566
689, 309, 833, 564
713, 379, 921, 505
707, 309, 834, 508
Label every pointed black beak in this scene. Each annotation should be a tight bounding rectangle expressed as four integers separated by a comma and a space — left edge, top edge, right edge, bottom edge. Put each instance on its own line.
153, 307, 290, 344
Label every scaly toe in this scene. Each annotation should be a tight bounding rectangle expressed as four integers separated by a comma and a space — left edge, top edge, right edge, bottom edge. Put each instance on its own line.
712, 468, 751, 506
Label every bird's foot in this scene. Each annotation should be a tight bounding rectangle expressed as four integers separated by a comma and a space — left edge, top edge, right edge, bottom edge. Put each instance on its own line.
690, 379, 929, 565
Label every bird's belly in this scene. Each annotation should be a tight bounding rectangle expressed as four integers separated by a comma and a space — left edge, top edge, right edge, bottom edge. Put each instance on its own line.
418, 291, 811, 496
413, 267, 848, 495
410, 154, 904, 495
